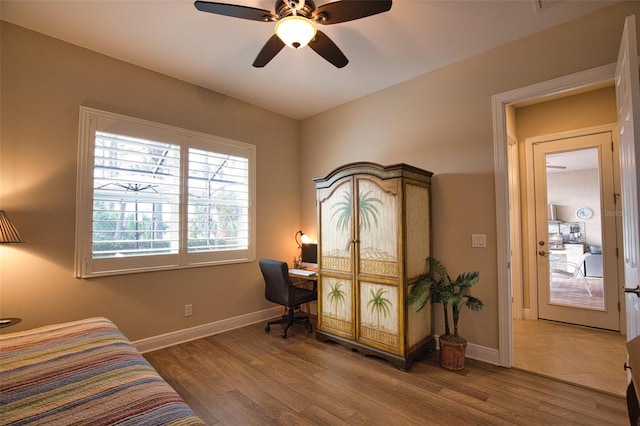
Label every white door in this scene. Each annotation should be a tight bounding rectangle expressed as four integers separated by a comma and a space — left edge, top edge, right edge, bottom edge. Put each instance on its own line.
616, 15, 640, 341
534, 132, 619, 330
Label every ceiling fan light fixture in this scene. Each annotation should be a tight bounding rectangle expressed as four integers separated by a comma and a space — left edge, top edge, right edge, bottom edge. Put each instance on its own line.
275, 15, 317, 49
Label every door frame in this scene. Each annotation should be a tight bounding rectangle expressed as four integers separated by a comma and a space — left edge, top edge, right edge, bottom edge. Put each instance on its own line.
492, 62, 617, 367
508, 131, 525, 321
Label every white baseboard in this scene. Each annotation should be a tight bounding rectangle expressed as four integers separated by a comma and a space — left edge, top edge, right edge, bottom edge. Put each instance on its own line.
134, 311, 501, 367
466, 342, 500, 365
132, 306, 282, 353
434, 334, 500, 366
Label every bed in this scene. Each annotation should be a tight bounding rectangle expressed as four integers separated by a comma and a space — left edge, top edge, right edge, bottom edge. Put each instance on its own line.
0, 317, 204, 425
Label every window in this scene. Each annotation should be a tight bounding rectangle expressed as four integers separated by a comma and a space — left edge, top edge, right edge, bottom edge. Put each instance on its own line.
75, 107, 255, 277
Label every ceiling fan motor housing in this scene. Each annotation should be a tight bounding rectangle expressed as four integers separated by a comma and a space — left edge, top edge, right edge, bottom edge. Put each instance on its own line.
276, 0, 317, 19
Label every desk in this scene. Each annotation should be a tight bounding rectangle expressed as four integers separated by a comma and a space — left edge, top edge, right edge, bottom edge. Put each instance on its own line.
289, 266, 318, 281
289, 271, 318, 282
288, 268, 317, 314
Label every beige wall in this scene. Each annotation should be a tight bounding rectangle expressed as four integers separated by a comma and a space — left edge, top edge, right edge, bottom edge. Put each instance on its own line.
516, 87, 617, 139
0, 22, 301, 339
547, 169, 602, 246
300, 3, 639, 349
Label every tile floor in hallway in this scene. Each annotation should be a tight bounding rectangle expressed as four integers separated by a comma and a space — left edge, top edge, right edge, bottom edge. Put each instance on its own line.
513, 319, 628, 397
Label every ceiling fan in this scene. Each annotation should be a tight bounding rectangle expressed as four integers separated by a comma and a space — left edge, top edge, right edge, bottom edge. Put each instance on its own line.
194, 0, 392, 68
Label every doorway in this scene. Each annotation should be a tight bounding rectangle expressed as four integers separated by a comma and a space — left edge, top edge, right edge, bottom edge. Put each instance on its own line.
491, 63, 628, 394
515, 116, 626, 396
515, 125, 627, 397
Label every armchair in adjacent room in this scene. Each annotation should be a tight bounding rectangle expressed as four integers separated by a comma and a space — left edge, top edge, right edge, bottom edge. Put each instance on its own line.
259, 259, 317, 338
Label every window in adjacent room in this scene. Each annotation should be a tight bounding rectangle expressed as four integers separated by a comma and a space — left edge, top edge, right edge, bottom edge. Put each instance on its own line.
75, 106, 255, 278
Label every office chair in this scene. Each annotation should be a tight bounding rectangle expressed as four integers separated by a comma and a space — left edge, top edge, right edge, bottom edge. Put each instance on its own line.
550, 252, 593, 296
259, 259, 317, 338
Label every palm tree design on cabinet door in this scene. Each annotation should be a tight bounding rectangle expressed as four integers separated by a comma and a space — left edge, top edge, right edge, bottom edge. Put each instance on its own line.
367, 288, 392, 330
330, 190, 382, 250
327, 282, 346, 318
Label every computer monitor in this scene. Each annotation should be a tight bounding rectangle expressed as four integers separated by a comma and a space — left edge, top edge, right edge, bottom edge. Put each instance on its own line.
300, 243, 318, 267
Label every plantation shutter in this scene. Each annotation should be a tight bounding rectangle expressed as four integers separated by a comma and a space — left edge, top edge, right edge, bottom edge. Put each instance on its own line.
187, 149, 249, 253
93, 131, 181, 258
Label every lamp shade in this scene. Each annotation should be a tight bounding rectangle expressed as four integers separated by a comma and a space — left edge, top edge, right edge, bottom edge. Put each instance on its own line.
0, 210, 24, 243
275, 16, 317, 49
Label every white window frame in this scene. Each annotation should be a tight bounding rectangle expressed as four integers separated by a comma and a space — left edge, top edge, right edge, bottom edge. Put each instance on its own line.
75, 106, 256, 278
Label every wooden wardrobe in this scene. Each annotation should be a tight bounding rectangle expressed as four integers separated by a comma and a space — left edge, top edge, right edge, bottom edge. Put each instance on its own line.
314, 162, 434, 370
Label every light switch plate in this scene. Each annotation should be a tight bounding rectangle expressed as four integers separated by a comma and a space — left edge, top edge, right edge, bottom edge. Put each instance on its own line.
472, 234, 487, 248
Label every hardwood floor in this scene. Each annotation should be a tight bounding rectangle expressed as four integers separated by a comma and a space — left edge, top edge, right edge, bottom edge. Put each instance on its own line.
144, 320, 628, 425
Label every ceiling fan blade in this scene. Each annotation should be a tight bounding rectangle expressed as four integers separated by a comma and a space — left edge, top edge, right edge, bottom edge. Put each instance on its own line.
194, 1, 277, 22
312, 0, 392, 25
308, 30, 348, 68
253, 35, 285, 67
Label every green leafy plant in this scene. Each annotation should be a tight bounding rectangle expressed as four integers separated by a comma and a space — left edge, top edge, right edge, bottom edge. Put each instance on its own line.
408, 257, 483, 343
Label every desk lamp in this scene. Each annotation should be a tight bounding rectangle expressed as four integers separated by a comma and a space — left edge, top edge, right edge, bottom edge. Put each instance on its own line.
0, 210, 24, 327
294, 230, 312, 249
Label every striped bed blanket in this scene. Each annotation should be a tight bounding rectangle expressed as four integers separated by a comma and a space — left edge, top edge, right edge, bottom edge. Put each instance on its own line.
0, 317, 204, 425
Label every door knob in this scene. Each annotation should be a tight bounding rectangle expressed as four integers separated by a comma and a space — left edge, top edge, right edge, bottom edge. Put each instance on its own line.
538, 250, 550, 257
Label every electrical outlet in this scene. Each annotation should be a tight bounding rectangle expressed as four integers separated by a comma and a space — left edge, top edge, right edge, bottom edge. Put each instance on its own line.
184, 304, 193, 317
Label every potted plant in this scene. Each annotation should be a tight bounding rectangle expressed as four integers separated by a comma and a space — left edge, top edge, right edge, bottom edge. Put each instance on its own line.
408, 256, 484, 370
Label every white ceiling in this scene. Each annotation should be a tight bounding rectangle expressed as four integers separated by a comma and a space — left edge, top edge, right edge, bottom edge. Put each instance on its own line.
546, 149, 599, 173
0, 0, 620, 119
